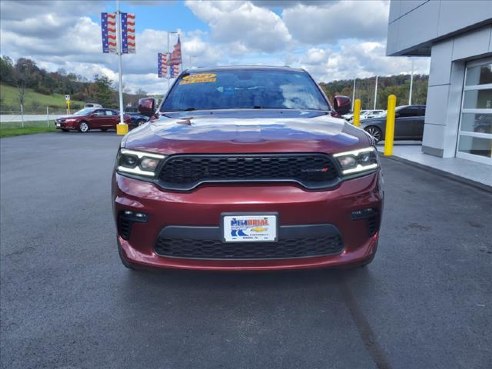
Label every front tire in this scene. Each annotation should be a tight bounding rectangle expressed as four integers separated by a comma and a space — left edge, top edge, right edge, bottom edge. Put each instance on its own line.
78, 121, 90, 133
364, 126, 382, 143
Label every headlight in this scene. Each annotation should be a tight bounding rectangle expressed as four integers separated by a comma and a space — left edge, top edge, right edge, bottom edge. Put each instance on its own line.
116, 148, 166, 178
333, 147, 379, 176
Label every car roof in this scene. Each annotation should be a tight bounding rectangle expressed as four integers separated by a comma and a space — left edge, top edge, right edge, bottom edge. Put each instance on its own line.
181, 65, 306, 74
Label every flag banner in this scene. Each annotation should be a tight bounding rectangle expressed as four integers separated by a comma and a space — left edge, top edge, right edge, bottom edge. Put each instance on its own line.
101, 12, 117, 53
121, 13, 136, 54
170, 63, 180, 78
158, 53, 169, 78
170, 35, 182, 65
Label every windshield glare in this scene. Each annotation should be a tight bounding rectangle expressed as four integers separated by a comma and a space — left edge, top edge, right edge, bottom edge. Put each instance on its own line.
161, 69, 330, 112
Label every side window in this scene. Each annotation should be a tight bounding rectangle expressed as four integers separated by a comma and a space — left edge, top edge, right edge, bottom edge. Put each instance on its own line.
105, 110, 115, 116
399, 108, 417, 117
93, 110, 105, 116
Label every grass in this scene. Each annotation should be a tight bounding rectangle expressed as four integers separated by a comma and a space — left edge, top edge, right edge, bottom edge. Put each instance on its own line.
0, 83, 85, 112
0, 121, 57, 138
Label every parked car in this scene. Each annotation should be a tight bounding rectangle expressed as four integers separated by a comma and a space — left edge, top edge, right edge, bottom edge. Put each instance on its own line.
361, 110, 385, 120
474, 113, 492, 133
84, 103, 103, 108
55, 108, 131, 132
344, 110, 385, 122
360, 105, 426, 143
112, 66, 383, 271
124, 108, 150, 128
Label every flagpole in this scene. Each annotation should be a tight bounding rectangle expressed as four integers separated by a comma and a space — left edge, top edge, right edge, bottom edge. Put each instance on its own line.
117, 0, 124, 125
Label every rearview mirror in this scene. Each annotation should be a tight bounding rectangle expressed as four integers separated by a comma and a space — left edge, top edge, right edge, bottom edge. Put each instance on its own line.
138, 98, 157, 117
333, 95, 351, 116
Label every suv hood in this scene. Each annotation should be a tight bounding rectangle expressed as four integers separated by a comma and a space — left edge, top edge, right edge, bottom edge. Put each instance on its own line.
123, 110, 372, 154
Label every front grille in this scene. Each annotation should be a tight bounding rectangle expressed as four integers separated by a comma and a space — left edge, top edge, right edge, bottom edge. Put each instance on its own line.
157, 154, 340, 191
155, 235, 343, 260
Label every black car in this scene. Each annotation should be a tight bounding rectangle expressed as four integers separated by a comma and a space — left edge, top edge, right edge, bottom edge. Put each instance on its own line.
360, 105, 426, 143
124, 108, 150, 128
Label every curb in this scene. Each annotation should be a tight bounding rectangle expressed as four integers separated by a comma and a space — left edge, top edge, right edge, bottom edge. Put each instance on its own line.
381, 154, 492, 194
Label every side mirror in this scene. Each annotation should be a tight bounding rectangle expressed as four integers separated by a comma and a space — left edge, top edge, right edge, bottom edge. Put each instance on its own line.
138, 97, 157, 117
333, 95, 351, 116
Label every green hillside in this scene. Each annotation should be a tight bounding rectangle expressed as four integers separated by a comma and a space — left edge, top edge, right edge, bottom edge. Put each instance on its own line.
0, 83, 85, 113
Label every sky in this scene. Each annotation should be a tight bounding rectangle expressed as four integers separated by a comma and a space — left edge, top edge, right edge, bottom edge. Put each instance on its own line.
0, 0, 430, 94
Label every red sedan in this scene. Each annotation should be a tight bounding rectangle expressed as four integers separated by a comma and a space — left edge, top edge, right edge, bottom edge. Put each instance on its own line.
55, 108, 131, 132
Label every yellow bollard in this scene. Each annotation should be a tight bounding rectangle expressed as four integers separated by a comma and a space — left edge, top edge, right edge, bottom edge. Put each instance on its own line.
384, 94, 397, 156
353, 99, 361, 127
116, 123, 129, 135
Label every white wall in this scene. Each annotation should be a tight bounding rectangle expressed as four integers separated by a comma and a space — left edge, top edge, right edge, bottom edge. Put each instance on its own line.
387, 0, 492, 56
422, 25, 492, 157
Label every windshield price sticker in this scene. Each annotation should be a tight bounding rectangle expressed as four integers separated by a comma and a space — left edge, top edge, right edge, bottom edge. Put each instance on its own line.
223, 215, 277, 242
180, 73, 217, 85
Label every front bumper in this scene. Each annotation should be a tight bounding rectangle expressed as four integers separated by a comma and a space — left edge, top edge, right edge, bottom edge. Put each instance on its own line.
55, 121, 77, 130
113, 171, 383, 271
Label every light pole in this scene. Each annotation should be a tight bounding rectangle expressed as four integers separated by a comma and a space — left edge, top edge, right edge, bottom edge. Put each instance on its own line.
373, 75, 379, 110
116, 0, 125, 126
351, 78, 356, 111
409, 58, 414, 105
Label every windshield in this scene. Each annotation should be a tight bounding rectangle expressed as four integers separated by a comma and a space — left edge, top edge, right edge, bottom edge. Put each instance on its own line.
161, 69, 330, 112
73, 108, 95, 116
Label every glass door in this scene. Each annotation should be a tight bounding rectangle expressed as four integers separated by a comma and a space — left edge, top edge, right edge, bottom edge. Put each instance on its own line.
457, 58, 492, 164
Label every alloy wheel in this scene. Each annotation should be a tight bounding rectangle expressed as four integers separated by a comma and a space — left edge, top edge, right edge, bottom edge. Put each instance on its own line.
365, 126, 382, 143
79, 122, 89, 133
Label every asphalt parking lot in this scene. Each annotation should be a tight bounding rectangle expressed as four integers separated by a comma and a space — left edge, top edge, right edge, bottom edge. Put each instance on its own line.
1, 132, 491, 369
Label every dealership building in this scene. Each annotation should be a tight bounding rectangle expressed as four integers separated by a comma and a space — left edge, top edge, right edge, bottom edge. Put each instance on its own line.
387, 0, 492, 165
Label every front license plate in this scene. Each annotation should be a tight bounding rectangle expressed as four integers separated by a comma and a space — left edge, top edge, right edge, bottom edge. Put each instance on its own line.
222, 214, 278, 242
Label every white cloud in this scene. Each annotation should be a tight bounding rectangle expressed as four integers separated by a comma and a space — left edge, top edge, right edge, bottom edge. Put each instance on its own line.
185, 0, 291, 52
298, 40, 430, 83
283, 1, 389, 44
302, 48, 327, 65
0, 0, 429, 95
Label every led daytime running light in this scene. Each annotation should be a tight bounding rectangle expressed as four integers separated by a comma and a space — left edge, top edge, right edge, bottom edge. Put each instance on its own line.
334, 147, 379, 176
117, 149, 166, 178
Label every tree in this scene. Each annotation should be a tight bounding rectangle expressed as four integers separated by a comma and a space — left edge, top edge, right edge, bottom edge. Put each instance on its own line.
93, 74, 115, 107
320, 74, 429, 110
0, 56, 15, 84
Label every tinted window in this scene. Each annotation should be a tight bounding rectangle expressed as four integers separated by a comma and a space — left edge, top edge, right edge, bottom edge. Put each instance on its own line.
397, 107, 418, 117
161, 69, 330, 112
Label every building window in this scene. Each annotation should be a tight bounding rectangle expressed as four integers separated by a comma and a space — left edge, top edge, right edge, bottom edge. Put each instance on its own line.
457, 59, 492, 164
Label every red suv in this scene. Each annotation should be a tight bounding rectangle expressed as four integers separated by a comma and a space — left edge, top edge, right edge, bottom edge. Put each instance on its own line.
55, 108, 131, 132
112, 66, 383, 271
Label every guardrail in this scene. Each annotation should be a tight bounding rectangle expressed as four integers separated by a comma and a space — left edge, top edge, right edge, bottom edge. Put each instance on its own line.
0, 109, 68, 127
